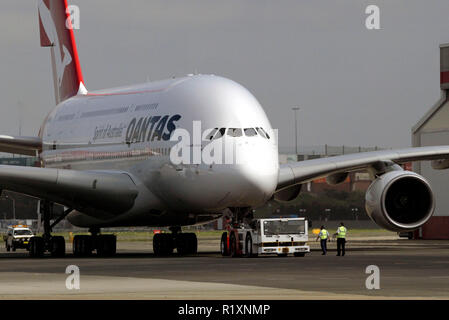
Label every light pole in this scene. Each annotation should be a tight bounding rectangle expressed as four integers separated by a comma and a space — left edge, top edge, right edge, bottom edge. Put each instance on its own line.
292, 107, 300, 159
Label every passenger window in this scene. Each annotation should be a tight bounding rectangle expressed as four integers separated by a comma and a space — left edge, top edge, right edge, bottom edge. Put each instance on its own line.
244, 128, 258, 137
227, 128, 242, 137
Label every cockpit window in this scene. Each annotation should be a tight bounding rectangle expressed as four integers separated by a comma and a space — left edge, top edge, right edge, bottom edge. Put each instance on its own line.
207, 127, 269, 139
256, 127, 266, 138
213, 128, 226, 139
206, 128, 218, 140
256, 127, 270, 139
227, 128, 243, 137
261, 128, 270, 139
244, 128, 258, 137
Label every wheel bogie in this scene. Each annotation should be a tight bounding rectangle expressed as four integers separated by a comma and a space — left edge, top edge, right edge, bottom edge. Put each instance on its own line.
73, 234, 117, 257
152, 232, 198, 256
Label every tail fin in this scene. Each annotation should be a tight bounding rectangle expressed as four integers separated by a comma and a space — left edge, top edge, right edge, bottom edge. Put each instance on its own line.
38, 0, 87, 105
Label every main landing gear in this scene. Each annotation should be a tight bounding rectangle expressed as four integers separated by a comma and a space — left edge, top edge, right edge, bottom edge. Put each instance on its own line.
72, 228, 117, 257
29, 200, 117, 258
29, 201, 72, 258
152, 226, 198, 256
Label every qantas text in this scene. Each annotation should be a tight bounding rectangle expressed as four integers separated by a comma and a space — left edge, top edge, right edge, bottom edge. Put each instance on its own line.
125, 114, 181, 143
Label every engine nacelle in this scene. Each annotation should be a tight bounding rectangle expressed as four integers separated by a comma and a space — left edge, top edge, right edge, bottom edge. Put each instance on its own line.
365, 171, 435, 231
273, 184, 302, 202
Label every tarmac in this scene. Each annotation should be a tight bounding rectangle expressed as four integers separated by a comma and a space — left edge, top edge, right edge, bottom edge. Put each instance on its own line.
1, 236, 449, 299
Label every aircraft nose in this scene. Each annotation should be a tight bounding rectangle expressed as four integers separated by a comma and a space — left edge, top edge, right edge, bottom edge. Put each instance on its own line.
161, 138, 278, 210
229, 141, 279, 206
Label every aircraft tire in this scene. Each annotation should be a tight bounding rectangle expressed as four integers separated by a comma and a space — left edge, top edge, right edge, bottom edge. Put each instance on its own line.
29, 237, 44, 258
96, 234, 117, 257
73, 235, 93, 257
153, 233, 174, 256
50, 236, 66, 257
186, 233, 197, 254
175, 233, 189, 255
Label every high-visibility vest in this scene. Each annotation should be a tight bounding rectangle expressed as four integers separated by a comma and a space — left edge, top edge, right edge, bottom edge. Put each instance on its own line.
320, 229, 328, 240
337, 226, 347, 238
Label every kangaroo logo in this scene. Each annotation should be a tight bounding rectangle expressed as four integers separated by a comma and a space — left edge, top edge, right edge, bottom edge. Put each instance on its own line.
38, 0, 72, 88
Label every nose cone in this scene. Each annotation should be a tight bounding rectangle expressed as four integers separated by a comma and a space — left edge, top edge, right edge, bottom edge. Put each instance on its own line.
226, 139, 279, 207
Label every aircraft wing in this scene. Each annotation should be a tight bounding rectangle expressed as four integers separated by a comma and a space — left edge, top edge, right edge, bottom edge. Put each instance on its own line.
0, 165, 138, 219
277, 145, 449, 191
0, 135, 42, 156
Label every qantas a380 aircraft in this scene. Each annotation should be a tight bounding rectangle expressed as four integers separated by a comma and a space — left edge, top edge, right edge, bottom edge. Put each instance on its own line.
1, 0, 449, 257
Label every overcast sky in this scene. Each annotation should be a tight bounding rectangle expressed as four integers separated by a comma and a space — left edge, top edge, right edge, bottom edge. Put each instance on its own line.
1, 0, 449, 152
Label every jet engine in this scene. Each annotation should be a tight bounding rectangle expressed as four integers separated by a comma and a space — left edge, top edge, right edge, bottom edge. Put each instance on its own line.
273, 184, 302, 202
365, 171, 435, 231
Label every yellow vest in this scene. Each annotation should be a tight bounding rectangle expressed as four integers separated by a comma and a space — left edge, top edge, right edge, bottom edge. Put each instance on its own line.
320, 229, 328, 240
337, 226, 347, 238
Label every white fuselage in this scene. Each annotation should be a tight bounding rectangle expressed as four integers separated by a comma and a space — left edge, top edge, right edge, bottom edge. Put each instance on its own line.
39, 75, 279, 227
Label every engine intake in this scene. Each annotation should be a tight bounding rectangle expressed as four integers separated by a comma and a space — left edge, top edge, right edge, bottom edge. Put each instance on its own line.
365, 171, 435, 231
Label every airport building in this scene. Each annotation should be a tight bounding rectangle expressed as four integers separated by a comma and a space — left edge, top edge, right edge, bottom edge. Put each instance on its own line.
412, 44, 449, 239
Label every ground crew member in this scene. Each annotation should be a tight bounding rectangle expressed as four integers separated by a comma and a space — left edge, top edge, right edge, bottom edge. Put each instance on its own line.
316, 225, 329, 255
334, 222, 347, 256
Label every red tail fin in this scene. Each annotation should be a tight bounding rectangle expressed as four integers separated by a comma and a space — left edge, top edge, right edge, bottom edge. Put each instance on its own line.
38, 0, 86, 104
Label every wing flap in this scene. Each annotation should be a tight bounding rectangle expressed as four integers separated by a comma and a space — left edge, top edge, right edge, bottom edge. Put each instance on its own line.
0, 165, 138, 219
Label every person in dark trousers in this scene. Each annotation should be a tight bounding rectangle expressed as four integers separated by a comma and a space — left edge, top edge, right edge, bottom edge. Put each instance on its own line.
334, 222, 347, 256
316, 225, 329, 255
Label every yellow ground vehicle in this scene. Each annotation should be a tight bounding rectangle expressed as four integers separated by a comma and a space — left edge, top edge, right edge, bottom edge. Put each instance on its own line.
4, 225, 34, 252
